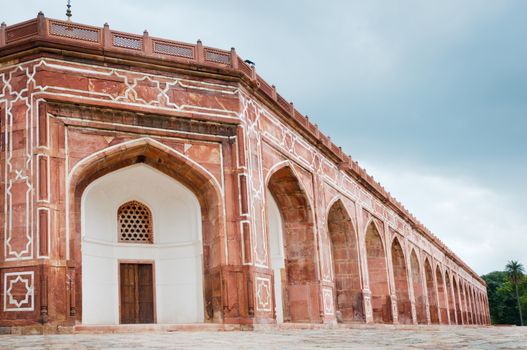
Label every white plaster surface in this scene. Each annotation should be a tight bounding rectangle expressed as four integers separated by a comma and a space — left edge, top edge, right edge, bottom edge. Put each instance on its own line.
81, 164, 204, 324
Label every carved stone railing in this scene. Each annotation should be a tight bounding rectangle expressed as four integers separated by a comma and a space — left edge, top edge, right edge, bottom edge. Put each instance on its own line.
0, 13, 485, 285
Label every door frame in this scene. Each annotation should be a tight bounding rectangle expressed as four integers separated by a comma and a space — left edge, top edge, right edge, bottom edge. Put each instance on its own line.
118, 259, 157, 324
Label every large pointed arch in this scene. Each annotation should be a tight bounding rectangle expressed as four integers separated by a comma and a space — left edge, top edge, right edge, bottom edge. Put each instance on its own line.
410, 249, 426, 324
435, 266, 448, 324
391, 237, 411, 324
68, 138, 225, 323
424, 258, 439, 324
266, 164, 320, 323
327, 199, 364, 323
364, 221, 392, 323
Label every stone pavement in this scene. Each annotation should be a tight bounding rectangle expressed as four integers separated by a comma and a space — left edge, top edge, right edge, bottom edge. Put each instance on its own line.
0, 325, 526, 350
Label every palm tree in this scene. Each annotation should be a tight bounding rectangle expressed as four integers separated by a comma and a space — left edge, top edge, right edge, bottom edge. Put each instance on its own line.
505, 260, 524, 326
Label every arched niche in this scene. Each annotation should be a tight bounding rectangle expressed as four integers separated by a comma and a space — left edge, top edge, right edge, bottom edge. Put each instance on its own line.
364, 221, 392, 323
327, 199, 364, 323
69, 139, 224, 324
453, 277, 462, 324
424, 258, 439, 324
445, 270, 455, 324
266, 165, 319, 323
82, 164, 203, 324
410, 249, 426, 324
391, 237, 411, 324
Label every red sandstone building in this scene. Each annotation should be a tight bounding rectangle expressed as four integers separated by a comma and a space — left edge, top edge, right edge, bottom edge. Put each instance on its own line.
0, 14, 490, 331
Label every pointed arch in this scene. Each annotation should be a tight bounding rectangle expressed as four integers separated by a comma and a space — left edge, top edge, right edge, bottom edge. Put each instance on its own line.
390, 237, 411, 324
435, 265, 448, 324
445, 270, 455, 324
364, 221, 392, 323
453, 277, 463, 324
459, 277, 470, 324
471, 286, 476, 324
69, 138, 225, 323
480, 292, 484, 324
410, 249, 426, 324
466, 283, 473, 324
327, 199, 364, 323
266, 164, 319, 323
424, 258, 439, 324
465, 281, 471, 324
481, 291, 488, 324
481, 291, 487, 324
472, 286, 481, 324
475, 291, 481, 325
485, 293, 490, 324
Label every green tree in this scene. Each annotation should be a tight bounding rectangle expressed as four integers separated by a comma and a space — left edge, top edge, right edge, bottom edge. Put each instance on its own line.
505, 260, 524, 326
482, 267, 527, 325
482, 271, 508, 324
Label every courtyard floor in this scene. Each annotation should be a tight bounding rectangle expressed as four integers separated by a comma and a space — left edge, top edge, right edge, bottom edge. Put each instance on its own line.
0, 325, 526, 349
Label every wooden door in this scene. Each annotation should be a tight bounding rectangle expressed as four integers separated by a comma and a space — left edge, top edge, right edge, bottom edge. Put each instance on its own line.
120, 263, 154, 324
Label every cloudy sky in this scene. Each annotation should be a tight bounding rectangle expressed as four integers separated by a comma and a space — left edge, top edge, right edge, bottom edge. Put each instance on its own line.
4, 1, 526, 275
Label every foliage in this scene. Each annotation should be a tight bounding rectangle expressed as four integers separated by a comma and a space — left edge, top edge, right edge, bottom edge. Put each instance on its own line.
506, 261, 525, 285
482, 265, 527, 325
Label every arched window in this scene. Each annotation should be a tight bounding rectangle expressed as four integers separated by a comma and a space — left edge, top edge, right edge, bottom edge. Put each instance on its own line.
118, 200, 153, 243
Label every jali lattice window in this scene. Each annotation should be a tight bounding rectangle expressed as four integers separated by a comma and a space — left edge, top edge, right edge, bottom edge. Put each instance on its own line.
118, 201, 153, 243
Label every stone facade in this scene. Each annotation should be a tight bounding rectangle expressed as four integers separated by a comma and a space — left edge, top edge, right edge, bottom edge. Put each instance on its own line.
0, 14, 490, 330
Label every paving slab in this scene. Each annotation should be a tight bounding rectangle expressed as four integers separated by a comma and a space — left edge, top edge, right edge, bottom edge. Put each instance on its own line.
0, 326, 526, 350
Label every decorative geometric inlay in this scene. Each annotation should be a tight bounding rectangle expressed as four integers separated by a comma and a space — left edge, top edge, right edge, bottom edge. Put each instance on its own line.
255, 277, 272, 312
323, 287, 334, 315
118, 201, 153, 243
4, 271, 34, 311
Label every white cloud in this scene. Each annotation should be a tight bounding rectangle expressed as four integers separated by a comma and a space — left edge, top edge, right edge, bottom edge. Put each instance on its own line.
364, 162, 527, 275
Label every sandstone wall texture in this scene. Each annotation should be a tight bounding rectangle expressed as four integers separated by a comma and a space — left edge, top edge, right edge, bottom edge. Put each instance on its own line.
0, 14, 490, 330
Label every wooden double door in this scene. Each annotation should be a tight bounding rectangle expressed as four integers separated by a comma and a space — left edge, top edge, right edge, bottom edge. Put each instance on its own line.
120, 263, 155, 324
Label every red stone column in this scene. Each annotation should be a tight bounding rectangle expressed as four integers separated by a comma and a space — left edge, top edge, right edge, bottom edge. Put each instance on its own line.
450, 273, 459, 325
406, 249, 418, 325
313, 172, 336, 324
37, 101, 72, 327
356, 204, 374, 324
219, 138, 251, 325
384, 226, 398, 325
0, 68, 40, 327
420, 255, 431, 325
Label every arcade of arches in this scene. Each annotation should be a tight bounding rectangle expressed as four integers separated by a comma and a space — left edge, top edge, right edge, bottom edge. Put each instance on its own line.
0, 14, 490, 330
